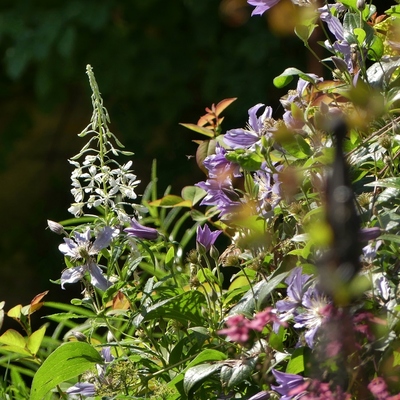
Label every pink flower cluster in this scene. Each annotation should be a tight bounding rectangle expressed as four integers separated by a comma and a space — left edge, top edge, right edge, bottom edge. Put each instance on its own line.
218, 308, 286, 345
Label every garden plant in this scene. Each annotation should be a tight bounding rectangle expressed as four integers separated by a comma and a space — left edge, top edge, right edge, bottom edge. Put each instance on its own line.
2, 0, 400, 398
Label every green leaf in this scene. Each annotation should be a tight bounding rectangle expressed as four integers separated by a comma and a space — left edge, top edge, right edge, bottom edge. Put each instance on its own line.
220, 356, 258, 388
179, 123, 214, 138
181, 186, 206, 206
368, 35, 384, 62
149, 194, 192, 208
273, 68, 318, 89
294, 23, 317, 43
30, 342, 103, 400
366, 177, 400, 190
165, 246, 175, 269
184, 363, 223, 394
367, 56, 400, 89
379, 234, 400, 244
187, 349, 227, 368
256, 272, 289, 310
142, 291, 206, 326
386, 5, 400, 16
27, 325, 47, 356
0, 329, 31, 357
286, 347, 305, 374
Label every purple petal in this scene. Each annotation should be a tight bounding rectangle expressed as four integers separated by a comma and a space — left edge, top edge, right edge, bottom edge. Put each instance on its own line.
248, 0, 281, 16
124, 218, 159, 240
59, 238, 78, 257
60, 266, 85, 289
196, 224, 222, 251
66, 382, 96, 396
88, 262, 112, 291
223, 128, 260, 149
92, 227, 118, 252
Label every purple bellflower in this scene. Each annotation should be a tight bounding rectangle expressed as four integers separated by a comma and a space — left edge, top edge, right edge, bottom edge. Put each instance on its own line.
124, 217, 159, 240
271, 369, 307, 400
247, 0, 281, 16
224, 104, 274, 149
59, 227, 117, 291
196, 224, 222, 252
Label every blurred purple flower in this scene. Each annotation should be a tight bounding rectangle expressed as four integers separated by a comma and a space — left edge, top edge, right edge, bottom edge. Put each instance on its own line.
124, 218, 159, 240
203, 145, 241, 179
253, 164, 282, 217
362, 240, 382, 263
224, 104, 274, 149
59, 227, 116, 291
196, 224, 222, 252
247, 0, 281, 16
247, 308, 286, 331
271, 369, 307, 400
196, 176, 242, 217
274, 267, 312, 330
359, 227, 381, 241
248, 391, 270, 400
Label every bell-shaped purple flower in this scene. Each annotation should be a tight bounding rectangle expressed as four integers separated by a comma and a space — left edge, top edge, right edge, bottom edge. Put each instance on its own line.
124, 218, 159, 240
247, 0, 281, 16
196, 224, 222, 252
271, 369, 307, 400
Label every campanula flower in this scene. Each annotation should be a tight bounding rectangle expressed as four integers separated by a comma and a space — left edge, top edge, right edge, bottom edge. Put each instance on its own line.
271, 369, 307, 400
124, 218, 159, 240
59, 227, 117, 291
196, 224, 221, 252
202, 145, 241, 179
224, 104, 274, 149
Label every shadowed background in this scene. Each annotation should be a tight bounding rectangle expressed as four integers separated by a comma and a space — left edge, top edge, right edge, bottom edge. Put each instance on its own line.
6, 0, 395, 314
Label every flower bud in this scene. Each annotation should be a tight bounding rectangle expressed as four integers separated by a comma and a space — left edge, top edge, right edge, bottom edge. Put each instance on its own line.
357, 0, 365, 11
47, 220, 67, 235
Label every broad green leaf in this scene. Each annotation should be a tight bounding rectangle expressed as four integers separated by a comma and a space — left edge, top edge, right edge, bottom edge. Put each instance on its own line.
30, 342, 103, 400
386, 5, 400, 16
256, 272, 290, 310
354, 28, 366, 45
379, 234, 400, 244
0, 329, 31, 357
366, 177, 400, 190
294, 23, 318, 43
181, 186, 206, 206
27, 325, 47, 356
220, 356, 258, 388
368, 35, 384, 62
142, 291, 206, 326
187, 349, 227, 368
184, 363, 222, 394
179, 123, 214, 138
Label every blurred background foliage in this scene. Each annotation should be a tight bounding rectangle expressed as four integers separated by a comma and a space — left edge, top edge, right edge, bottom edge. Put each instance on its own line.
0, 0, 312, 311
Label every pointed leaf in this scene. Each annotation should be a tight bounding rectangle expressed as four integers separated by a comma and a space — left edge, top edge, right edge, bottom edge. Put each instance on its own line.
184, 363, 222, 394
149, 195, 192, 208
180, 123, 214, 138
215, 97, 237, 116
27, 325, 47, 356
30, 342, 103, 400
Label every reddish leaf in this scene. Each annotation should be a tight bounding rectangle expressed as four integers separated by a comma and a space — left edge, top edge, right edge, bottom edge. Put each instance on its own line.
29, 291, 49, 315
215, 97, 237, 116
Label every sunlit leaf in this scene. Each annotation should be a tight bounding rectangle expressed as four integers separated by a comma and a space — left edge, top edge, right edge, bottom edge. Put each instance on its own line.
214, 97, 237, 116
179, 123, 214, 138
30, 342, 103, 400
29, 290, 49, 315
27, 325, 47, 356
